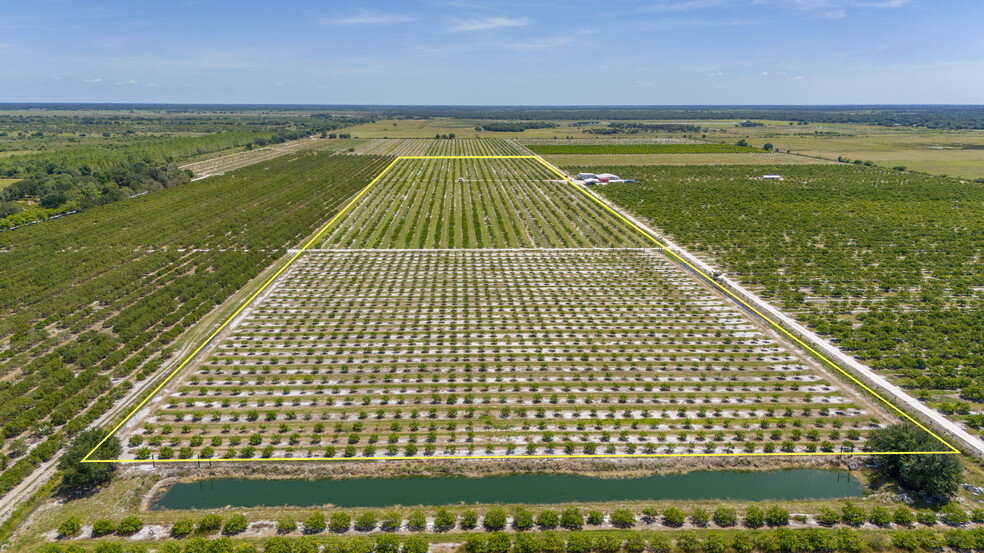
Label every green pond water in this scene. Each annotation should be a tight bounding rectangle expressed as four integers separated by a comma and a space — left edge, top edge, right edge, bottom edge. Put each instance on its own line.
153, 470, 863, 510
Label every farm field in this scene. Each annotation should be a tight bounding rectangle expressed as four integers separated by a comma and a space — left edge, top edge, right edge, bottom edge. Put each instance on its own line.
540, 153, 831, 167
595, 164, 984, 435
105, 156, 897, 462
351, 138, 528, 157
703, 121, 984, 179
0, 152, 388, 495
180, 138, 364, 179
320, 157, 646, 249
115, 248, 886, 461
525, 144, 762, 155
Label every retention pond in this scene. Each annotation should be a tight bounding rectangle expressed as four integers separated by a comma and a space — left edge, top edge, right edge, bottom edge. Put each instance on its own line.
153, 469, 863, 510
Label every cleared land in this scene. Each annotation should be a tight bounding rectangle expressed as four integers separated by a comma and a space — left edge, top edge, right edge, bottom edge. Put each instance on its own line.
110, 157, 892, 461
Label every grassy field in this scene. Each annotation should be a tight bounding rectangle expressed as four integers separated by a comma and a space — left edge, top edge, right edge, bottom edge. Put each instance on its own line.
541, 153, 834, 167
526, 145, 761, 155
702, 121, 984, 179
0, 178, 20, 189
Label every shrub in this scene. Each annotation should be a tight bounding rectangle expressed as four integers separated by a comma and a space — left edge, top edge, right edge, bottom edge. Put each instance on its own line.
841, 502, 866, 527
304, 512, 326, 534
945, 529, 975, 550
537, 509, 559, 529
116, 516, 143, 536
481, 508, 506, 531
344, 537, 373, 553
560, 507, 583, 530
277, 515, 297, 534
221, 514, 248, 535
648, 535, 672, 553
610, 509, 635, 528
406, 537, 430, 553
381, 511, 402, 531
893, 507, 916, 527
595, 535, 622, 553
39, 545, 64, 553
465, 534, 488, 553
587, 510, 605, 525
972, 508, 984, 524
355, 511, 378, 532
233, 544, 257, 553
868, 507, 891, 527
207, 538, 233, 553
330, 512, 351, 533
407, 510, 427, 531
942, 503, 970, 526
182, 539, 210, 553
765, 506, 789, 527
690, 508, 710, 527
171, 518, 194, 538
743, 506, 764, 529
663, 507, 686, 527
376, 535, 400, 553
730, 532, 753, 553
513, 507, 535, 531
917, 509, 937, 526
816, 507, 840, 527
703, 532, 727, 553
542, 532, 565, 553
835, 529, 866, 553
94, 544, 124, 553
677, 532, 701, 553
641, 507, 659, 524
487, 532, 512, 553
625, 535, 646, 553
92, 519, 117, 536
567, 533, 594, 553
891, 531, 920, 552
264, 537, 293, 553
198, 514, 223, 535
452, 509, 475, 530
712, 507, 737, 527
57, 516, 82, 537
515, 533, 541, 553
435, 508, 456, 532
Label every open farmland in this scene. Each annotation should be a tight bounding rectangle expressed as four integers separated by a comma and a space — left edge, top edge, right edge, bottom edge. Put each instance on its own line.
108, 156, 896, 461
320, 157, 646, 249
351, 138, 528, 156
596, 164, 984, 437
0, 151, 388, 498
540, 153, 834, 167
525, 144, 763, 155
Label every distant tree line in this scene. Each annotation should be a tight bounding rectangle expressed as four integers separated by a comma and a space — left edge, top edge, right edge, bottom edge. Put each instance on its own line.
585, 122, 701, 134
475, 122, 558, 132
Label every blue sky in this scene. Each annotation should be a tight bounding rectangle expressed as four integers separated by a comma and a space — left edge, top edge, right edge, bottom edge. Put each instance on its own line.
0, 0, 981, 104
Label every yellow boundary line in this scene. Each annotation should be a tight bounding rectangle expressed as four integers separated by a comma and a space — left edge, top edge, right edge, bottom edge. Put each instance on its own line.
84, 154, 956, 463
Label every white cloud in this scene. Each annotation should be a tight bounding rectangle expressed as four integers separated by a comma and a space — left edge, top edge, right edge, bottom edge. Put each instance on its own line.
323, 10, 415, 25
503, 35, 570, 51
84, 78, 102, 83
449, 16, 529, 33
143, 83, 160, 87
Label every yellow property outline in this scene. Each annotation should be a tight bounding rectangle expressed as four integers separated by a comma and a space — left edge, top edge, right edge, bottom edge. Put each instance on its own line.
83, 154, 957, 463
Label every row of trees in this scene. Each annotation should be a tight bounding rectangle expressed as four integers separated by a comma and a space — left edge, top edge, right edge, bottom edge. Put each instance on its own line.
38, 526, 984, 553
